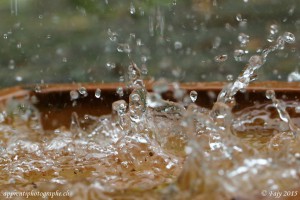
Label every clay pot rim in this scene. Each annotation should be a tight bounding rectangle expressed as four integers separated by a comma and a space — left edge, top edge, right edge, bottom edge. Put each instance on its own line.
0, 81, 299, 97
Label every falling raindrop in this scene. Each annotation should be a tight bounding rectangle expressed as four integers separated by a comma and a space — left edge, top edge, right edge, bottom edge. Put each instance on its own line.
234, 49, 245, 61
79, 87, 88, 97
212, 37, 221, 49
106, 62, 116, 70
282, 32, 295, 44
214, 54, 228, 62
34, 85, 41, 93
238, 33, 249, 47
17, 42, 22, 49
130, 2, 136, 14
15, 76, 23, 82
116, 87, 124, 97
190, 91, 198, 103
266, 90, 275, 100
70, 90, 79, 100
287, 71, 300, 82
226, 74, 233, 81
295, 106, 300, 113
107, 29, 118, 42
95, 88, 101, 98
248, 55, 263, 70
117, 43, 131, 54
174, 41, 183, 50
236, 14, 242, 22
8, 60, 15, 69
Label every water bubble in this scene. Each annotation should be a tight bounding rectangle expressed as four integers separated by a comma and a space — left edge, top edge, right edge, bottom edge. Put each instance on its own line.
79, 87, 88, 97
116, 87, 124, 97
214, 54, 228, 62
234, 49, 245, 61
238, 33, 249, 47
174, 41, 183, 50
266, 90, 275, 100
190, 91, 198, 103
95, 88, 101, 98
282, 32, 295, 44
70, 90, 79, 100
130, 2, 135, 14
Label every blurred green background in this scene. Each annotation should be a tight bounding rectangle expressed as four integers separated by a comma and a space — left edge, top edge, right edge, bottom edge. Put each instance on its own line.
0, 0, 299, 88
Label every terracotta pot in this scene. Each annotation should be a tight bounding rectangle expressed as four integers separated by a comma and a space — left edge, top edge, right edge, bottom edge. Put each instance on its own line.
2, 81, 300, 130
0, 81, 300, 199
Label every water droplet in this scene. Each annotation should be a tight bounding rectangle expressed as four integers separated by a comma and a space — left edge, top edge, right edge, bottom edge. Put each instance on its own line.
15, 76, 23, 82
283, 32, 295, 44
174, 41, 183, 50
226, 74, 233, 81
107, 29, 118, 42
236, 14, 242, 22
248, 55, 263, 70
3, 34, 8, 39
238, 33, 249, 47
141, 64, 148, 75
130, 2, 135, 14
112, 100, 127, 121
212, 37, 221, 49
214, 54, 228, 62
234, 49, 245, 61
34, 85, 41, 93
190, 91, 198, 103
62, 57, 67, 62
8, 59, 15, 69
95, 88, 101, 98
136, 39, 143, 46
106, 62, 116, 70
295, 106, 300, 113
129, 89, 146, 123
17, 42, 22, 49
70, 90, 79, 100
79, 87, 88, 97
266, 90, 275, 100
117, 43, 131, 54
270, 24, 279, 35
287, 71, 300, 82
119, 76, 125, 82
116, 87, 124, 97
